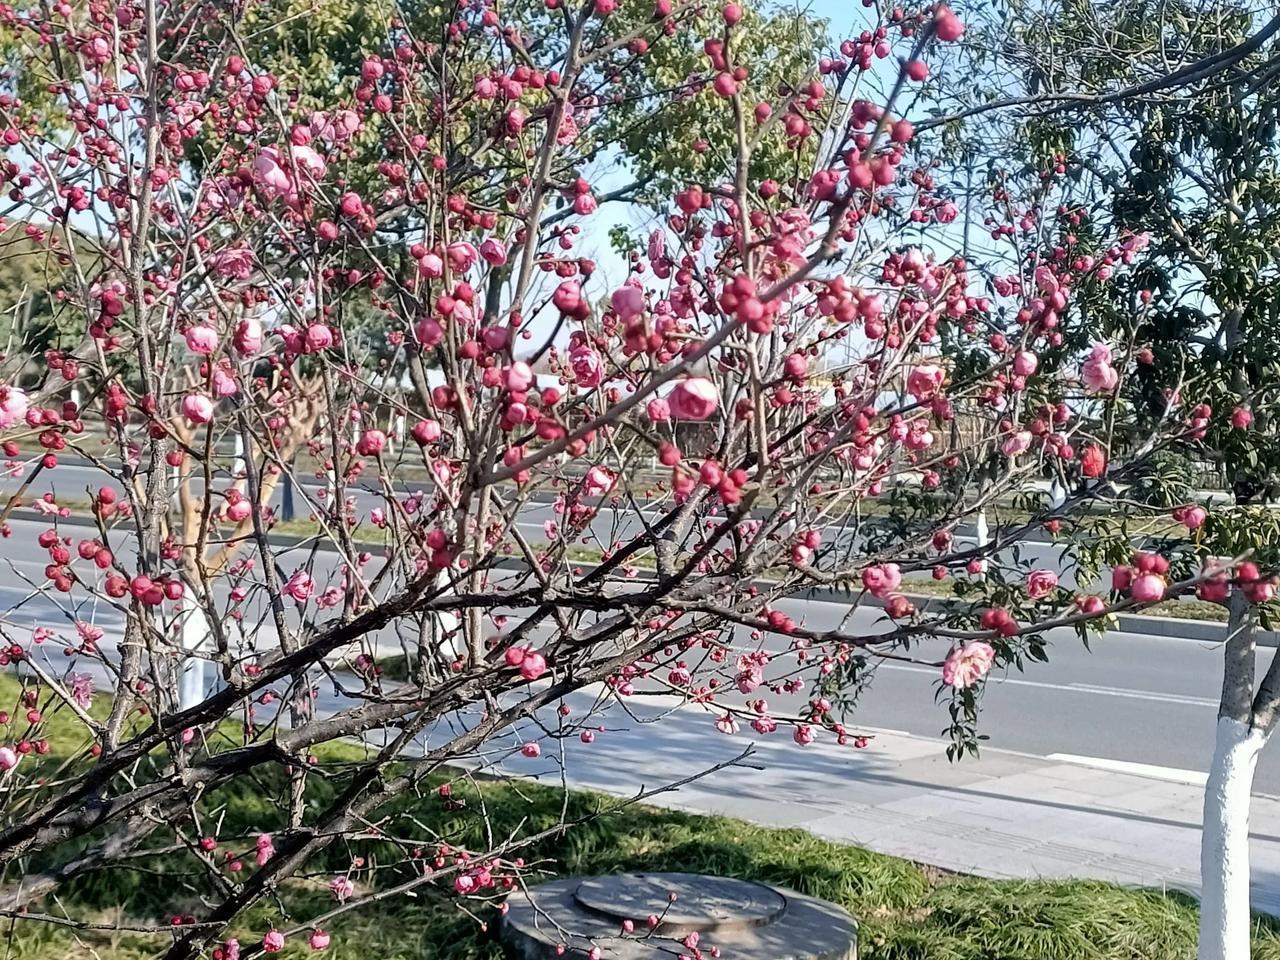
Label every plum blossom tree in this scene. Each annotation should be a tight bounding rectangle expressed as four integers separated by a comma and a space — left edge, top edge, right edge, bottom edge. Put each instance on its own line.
0, 0, 1261, 956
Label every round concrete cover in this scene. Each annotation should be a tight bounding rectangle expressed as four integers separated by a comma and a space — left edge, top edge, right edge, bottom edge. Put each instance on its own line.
501, 872, 857, 960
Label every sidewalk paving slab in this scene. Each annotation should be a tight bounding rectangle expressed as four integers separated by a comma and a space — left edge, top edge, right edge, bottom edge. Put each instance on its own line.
505, 689, 1280, 915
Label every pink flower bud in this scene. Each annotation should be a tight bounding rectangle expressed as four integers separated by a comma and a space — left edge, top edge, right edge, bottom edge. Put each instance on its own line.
519, 651, 547, 681
234, 318, 262, 354
181, 393, 215, 425
1130, 574, 1166, 603
412, 419, 441, 444
506, 362, 534, 392
305, 323, 333, 352
184, 325, 218, 354
668, 378, 718, 421
356, 430, 387, 456
611, 284, 645, 320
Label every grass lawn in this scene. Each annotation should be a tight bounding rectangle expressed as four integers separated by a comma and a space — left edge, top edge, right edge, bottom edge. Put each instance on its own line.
4, 679, 1280, 960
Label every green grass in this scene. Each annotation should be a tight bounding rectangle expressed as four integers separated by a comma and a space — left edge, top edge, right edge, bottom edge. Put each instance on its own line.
5, 677, 1280, 959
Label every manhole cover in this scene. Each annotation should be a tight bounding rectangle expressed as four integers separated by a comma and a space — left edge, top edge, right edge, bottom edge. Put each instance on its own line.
574, 873, 786, 933
501, 872, 857, 960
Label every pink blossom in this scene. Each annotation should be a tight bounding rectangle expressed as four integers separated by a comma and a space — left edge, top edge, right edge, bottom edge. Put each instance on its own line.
330, 876, 354, 900
65, 672, 94, 708
413, 419, 442, 444
311, 109, 359, 142
1026, 569, 1058, 599
212, 364, 238, 398
793, 724, 815, 746
447, 242, 478, 272
309, 929, 330, 951
234, 317, 263, 354
506, 362, 534, 392
262, 930, 285, 954
182, 393, 215, 425
415, 316, 443, 347
1001, 430, 1032, 457
253, 148, 292, 199
1076, 595, 1106, 615
1033, 264, 1059, 295
185, 325, 218, 354
861, 563, 902, 599
339, 192, 363, 217
0, 746, 17, 771
213, 247, 254, 280
1179, 505, 1207, 530
906, 364, 945, 400
256, 833, 274, 866
519, 651, 547, 681
418, 253, 444, 278
1081, 343, 1119, 393
222, 940, 241, 960
0, 386, 29, 429
942, 642, 995, 688
648, 230, 666, 264
305, 323, 333, 352
611, 284, 645, 319
585, 465, 615, 495
646, 398, 671, 422
669, 378, 718, 421
291, 143, 327, 179
77, 621, 104, 644
1130, 574, 1166, 603
356, 430, 387, 456
553, 281, 583, 315
1012, 351, 1038, 376
715, 714, 739, 735
479, 238, 508, 265
569, 344, 604, 387
283, 569, 316, 602
934, 5, 965, 40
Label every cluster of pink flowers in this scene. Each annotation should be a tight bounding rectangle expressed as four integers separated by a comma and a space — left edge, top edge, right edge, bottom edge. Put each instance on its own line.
943, 642, 995, 688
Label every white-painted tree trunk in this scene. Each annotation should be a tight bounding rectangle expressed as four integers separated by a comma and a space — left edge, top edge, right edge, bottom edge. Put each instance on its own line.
972, 509, 989, 575
178, 594, 212, 710
232, 432, 246, 479
1199, 716, 1268, 960
1048, 479, 1067, 510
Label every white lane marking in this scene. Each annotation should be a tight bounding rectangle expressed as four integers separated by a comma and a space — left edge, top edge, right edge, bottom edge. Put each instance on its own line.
879, 662, 1219, 707
1047, 753, 1209, 787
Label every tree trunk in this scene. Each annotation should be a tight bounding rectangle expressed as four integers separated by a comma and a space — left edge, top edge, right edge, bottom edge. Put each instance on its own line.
1199, 716, 1267, 960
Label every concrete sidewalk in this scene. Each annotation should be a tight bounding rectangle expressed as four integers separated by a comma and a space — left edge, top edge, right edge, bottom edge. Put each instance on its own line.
494, 689, 1280, 915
